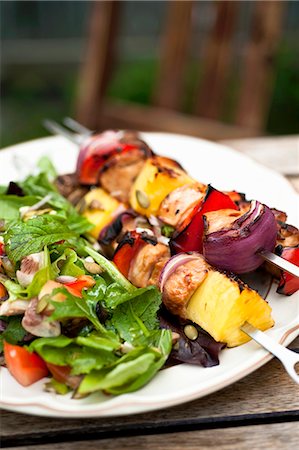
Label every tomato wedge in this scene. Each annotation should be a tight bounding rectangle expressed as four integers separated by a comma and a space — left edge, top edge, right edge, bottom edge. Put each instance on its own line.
64, 275, 95, 298
4, 342, 49, 387
170, 185, 239, 254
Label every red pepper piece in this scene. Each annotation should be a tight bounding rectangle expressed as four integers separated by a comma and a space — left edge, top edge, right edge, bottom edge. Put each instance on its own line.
170, 185, 239, 254
0, 282, 8, 301
64, 275, 96, 298
277, 246, 299, 295
113, 231, 147, 278
0, 242, 5, 256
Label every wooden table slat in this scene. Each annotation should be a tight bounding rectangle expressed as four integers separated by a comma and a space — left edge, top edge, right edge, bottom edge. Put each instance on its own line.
7, 422, 299, 450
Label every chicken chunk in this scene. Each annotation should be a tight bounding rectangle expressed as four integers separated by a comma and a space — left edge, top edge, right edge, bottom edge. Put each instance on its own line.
162, 257, 209, 318
128, 243, 171, 288
99, 149, 148, 203
158, 184, 205, 229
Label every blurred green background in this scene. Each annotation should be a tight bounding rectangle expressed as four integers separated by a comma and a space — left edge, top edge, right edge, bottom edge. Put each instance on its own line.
1, 1, 299, 148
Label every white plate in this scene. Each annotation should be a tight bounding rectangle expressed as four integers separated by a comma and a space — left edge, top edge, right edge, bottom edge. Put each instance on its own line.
0, 133, 298, 418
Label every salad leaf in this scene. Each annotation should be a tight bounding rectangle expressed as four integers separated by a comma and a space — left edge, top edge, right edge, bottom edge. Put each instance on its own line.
84, 246, 135, 292
1, 279, 27, 301
48, 287, 106, 334
21, 172, 92, 235
27, 246, 58, 298
0, 195, 38, 221
0, 316, 27, 352
37, 156, 57, 180
78, 328, 172, 395
110, 285, 162, 344
56, 248, 85, 278
78, 352, 156, 394
4, 215, 77, 263
29, 334, 118, 375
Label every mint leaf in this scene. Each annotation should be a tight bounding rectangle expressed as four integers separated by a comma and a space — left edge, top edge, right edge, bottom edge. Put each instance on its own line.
4, 215, 77, 263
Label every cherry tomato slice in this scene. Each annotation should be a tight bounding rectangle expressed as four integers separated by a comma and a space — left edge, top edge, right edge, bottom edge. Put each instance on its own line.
4, 342, 49, 387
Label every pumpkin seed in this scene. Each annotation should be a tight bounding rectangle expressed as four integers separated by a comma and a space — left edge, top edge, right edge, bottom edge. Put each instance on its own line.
136, 190, 150, 209
36, 297, 49, 314
184, 324, 198, 341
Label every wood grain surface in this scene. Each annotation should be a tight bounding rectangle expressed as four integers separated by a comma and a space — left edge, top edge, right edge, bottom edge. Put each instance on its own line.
6, 422, 299, 450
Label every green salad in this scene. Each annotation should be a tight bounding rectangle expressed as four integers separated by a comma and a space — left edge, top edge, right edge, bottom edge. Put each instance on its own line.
0, 158, 172, 397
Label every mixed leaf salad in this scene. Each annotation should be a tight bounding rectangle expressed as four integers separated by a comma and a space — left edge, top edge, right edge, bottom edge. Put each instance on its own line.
0, 157, 222, 397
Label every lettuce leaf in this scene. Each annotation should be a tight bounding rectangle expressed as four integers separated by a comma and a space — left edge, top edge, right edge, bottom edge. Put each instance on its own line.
0, 195, 38, 221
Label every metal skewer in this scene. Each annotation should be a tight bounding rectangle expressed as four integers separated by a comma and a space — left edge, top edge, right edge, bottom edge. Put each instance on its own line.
62, 117, 92, 136
43, 118, 299, 280
259, 249, 299, 278
43, 119, 84, 145
241, 322, 299, 384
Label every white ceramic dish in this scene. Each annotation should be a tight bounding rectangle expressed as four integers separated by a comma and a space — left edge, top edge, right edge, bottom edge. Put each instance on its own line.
0, 133, 298, 418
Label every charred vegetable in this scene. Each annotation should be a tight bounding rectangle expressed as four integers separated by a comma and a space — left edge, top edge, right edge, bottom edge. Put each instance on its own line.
203, 200, 277, 274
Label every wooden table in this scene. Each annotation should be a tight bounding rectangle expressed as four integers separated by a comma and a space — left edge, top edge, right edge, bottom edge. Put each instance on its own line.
1, 136, 299, 450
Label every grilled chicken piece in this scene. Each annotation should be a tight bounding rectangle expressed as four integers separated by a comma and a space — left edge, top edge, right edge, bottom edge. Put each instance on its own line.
128, 242, 171, 288
158, 184, 205, 229
203, 209, 242, 234
162, 258, 209, 318
99, 149, 149, 203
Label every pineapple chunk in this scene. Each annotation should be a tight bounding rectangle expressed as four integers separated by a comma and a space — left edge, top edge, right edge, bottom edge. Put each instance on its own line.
79, 188, 122, 239
130, 156, 194, 217
186, 270, 274, 347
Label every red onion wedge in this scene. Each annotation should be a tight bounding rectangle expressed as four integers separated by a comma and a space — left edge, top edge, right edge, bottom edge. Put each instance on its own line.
203, 200, 277, 274
159, 252, 203, 294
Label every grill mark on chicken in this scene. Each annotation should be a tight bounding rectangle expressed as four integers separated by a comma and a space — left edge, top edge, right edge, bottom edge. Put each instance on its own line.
99, 150, 148, 203
128, 243, 170, 288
